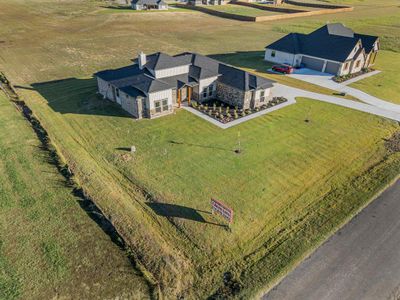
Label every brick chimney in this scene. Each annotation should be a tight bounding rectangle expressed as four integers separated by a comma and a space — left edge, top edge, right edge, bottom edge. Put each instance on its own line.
138, 52, 146, 70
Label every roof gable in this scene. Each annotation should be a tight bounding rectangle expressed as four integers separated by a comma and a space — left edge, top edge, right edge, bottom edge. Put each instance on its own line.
144, 52, 191, 72
265, 23, 376, 63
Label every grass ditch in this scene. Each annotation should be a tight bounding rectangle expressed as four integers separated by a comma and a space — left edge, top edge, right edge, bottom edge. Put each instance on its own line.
0, 72, 160, 300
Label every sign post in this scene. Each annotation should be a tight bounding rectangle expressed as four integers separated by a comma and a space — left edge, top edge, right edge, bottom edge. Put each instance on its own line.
211, 198, 233, 228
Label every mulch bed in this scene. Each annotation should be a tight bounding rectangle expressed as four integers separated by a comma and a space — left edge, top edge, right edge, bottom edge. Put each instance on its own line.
333, 68, 375, 83
191, 97, 287, 124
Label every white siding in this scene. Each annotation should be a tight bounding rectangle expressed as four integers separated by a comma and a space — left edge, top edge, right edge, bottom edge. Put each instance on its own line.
155, 65, 190, 79
97, 78, 114, 101
345, 41, 362, 60
254, 88, 271, 100
148, 89, 173, 110
199, 76, 218, 91
199, 76, 218, 100
265, 49, 300, 66
350, 51, 366, 74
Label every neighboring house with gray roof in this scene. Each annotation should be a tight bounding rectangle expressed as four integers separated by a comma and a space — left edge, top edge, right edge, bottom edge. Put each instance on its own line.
188, 0, 226, 6
95, 52, 275, 119
265, 23, 380, 76
131, 0, 168, 10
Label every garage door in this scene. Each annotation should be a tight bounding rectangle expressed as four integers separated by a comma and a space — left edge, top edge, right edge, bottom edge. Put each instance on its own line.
301, 56, 324, 72
325, 61, 340, 75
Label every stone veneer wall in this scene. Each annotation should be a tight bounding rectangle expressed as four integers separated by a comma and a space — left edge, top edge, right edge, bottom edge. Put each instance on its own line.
216, 82, 252, 109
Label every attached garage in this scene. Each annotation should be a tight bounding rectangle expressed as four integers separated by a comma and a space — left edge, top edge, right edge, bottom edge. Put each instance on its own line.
325, 61, 340, 75
301, 56, 324, 72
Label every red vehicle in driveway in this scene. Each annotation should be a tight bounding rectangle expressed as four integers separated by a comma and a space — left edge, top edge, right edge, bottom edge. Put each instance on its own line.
272, 65, 293, 74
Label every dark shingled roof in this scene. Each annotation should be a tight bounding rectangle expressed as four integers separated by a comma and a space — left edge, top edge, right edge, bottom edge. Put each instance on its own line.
95, 65, 143, 82
355, 33, 379, 53
144, 52, 191, 71
218, 64, 274, 91
175, 52, 221, 80
96, 52, 275, 97
131, 0, 166, 5
266, 23, 378, 63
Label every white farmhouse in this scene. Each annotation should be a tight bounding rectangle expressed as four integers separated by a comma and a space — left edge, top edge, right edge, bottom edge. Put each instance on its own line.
265, 23, 380, 76
95, 52, 276, 119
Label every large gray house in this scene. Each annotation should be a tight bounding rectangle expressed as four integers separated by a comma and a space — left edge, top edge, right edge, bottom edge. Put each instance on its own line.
96, 52, 275, 119
131, 0, 168, 10
265, 23, 380, 76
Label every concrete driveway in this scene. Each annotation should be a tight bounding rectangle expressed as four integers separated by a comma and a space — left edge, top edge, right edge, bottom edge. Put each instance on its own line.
263, 179, 400, 300
271, 84, 400, 122
288, 68, 400, 114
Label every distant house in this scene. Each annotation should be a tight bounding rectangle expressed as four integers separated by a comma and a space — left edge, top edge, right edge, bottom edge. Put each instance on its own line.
188, 0, 226, 6
265, 23, 380, 76
95, 52, 275, 119
131, 0, 168, 10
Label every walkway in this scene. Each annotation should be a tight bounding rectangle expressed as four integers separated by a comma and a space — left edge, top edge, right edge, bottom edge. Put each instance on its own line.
182, 98, 296, 129
289, 69, 400, 113
183, 83, 400, 129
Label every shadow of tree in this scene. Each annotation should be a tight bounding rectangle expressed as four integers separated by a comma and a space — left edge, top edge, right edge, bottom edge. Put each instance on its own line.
30, 77, 132, 118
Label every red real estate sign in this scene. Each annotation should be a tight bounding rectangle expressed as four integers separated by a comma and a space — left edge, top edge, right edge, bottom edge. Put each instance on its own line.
211, 198, 233, 224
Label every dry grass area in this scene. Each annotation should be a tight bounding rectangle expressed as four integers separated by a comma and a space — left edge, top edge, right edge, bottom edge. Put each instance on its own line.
0, 0, 399, 298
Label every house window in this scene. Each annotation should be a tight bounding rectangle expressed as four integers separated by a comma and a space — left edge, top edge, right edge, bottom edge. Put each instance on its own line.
203, 88, 208, 99
260, 90, 265, 102
355, 60, 361, 68
344, 62, 349, 70
162, 99, 169, 111
271, 50, 276, 57
208, 85, 213, 96
155, 100, 162, 113
116, 89, 120, 97
155, 99, 169, 113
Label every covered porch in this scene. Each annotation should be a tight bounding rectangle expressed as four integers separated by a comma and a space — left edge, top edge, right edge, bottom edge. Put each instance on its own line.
175, 81, 198, 108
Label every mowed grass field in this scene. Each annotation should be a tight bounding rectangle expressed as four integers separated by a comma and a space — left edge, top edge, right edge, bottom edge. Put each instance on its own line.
0, 92, 151, 299
0, 0, 400, 298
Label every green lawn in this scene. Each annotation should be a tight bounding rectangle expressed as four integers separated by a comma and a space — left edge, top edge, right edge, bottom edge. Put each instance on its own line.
0, 0, 400, 298
0, 91, 151, 299
350, 51, 400, 104
205, 4, 283, 17
22, 77, 400, 298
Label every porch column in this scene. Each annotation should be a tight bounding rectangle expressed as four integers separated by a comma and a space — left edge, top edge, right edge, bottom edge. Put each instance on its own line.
322, 60, 327, 73
177, 89, 181, 108
188, 87, 191, 105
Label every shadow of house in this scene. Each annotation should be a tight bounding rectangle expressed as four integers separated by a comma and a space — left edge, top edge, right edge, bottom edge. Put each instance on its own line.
29, 51, 274, 119
146, 202, 207, 223
31, 77, 133, 118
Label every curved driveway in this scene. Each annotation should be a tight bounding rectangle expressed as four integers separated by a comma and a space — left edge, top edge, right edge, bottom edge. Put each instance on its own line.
272, 83, 400, 122
288, 69, 400, 114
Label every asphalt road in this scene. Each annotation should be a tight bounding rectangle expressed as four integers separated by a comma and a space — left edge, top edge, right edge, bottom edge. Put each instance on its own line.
263, 179, 400, 300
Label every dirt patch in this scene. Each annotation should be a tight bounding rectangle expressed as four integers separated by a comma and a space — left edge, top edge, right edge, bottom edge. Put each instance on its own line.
385, 131, 400, 153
